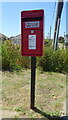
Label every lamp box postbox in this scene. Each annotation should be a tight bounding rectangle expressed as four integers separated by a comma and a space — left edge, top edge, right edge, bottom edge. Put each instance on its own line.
21, 9, 44, 56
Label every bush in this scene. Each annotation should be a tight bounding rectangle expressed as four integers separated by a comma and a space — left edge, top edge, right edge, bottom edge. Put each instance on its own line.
37, 47, 53, 71
44, 39, 52, 47
37, 47, 68, 73
52, 49, 66, 72
59, 36, 64, 43
2, 40, 31, 71
0, 41, 2, 70
2, 40, 68, 73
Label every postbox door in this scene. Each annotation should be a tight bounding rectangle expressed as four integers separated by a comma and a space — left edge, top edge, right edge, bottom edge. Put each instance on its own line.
22, 29, 43, 56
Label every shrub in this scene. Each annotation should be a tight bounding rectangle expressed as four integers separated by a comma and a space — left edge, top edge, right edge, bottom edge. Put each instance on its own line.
0, 41, 2, 70
59, 36, 64, 43
44, 39, 52, 47
2, 40, 68, 73
52, 49, 67, 72
37, 47, 68, 73
37, 47, 53, 71
2, 40, 30, 71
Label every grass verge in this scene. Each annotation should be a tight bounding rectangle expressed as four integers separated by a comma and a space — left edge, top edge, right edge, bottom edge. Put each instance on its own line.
1, 68, 66, 118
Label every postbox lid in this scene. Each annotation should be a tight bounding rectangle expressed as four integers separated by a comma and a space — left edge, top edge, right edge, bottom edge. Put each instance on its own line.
21, 9, 44, 18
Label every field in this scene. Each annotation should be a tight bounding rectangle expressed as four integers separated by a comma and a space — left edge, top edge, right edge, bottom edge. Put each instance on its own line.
0, 68, 66, 119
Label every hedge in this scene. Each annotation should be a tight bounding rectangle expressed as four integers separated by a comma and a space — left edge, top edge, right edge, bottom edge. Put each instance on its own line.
1, 40, 68, 73
37, 47, 68, 73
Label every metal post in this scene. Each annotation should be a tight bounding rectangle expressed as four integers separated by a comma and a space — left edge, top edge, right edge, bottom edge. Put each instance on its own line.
30, 56, 36, 109
50, 26, 51, 40
53, 0, 64, 50
55, 18, 61, 50
54, 18, 61, 50
53, 5, 58, 49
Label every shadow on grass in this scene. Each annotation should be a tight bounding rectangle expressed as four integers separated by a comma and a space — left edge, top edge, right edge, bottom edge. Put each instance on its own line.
32, 107, 68, 120
1, 107, 68, 120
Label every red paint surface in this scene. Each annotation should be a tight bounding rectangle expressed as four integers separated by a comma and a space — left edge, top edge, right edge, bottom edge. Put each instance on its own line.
21, 9, 44, 56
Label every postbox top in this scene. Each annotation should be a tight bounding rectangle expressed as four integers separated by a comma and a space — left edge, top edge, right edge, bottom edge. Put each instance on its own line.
21, 9, 44, 18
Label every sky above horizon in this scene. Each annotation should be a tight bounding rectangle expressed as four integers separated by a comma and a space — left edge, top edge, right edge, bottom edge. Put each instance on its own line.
0, 1, 66, 38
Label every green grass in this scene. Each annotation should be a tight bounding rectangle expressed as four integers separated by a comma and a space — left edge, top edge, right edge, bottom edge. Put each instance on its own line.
1, 68, 66, 118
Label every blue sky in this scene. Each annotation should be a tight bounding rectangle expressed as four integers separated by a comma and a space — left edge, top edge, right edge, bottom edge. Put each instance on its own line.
1, 1, 66, 38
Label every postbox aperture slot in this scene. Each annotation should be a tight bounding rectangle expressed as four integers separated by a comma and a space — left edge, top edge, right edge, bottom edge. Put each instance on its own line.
22, 17, 43, 21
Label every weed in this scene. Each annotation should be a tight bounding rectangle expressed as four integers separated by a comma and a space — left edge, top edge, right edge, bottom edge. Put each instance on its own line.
15, 107, 23, 112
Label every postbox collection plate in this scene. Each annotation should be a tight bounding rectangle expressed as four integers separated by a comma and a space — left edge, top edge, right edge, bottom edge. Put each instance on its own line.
25, 21, 40, 28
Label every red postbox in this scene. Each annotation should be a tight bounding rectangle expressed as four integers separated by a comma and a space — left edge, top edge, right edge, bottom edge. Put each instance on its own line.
21, 9, 44, 56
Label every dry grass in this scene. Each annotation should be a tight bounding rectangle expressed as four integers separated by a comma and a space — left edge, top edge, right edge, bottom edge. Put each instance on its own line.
0, 69, 66, 118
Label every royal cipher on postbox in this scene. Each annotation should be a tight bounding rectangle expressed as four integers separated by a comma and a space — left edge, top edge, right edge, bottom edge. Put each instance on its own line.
21, 9, 44, 56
